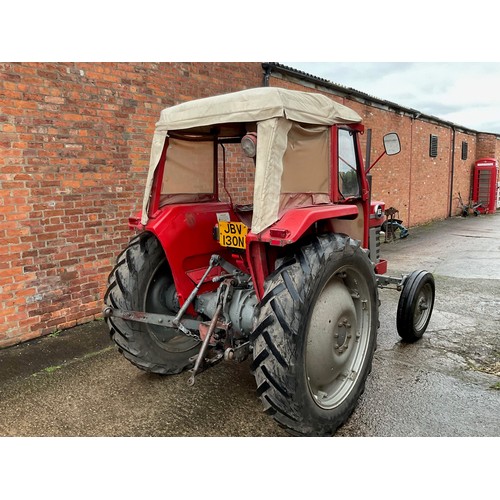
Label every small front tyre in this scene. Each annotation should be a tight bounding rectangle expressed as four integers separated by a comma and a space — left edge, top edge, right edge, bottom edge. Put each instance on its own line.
396, 270, 435, 342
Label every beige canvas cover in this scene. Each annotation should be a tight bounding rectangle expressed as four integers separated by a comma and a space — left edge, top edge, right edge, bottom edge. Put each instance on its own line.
141, 87, 362, 232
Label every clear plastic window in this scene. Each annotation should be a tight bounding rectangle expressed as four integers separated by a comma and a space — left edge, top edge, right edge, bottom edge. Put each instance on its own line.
338, 129, 360, 198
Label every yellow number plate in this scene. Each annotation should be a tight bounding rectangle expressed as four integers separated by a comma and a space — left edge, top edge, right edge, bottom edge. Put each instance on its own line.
219, 221, 248, 249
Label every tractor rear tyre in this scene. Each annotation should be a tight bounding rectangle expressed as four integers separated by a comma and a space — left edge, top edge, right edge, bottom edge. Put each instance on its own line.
104, 232, 200, 374
396, 270, 435, 342
251, 234, 379, 436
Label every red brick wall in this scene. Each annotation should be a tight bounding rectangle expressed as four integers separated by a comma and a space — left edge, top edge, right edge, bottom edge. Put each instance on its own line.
476, 133, 498, 159
0, 62, 262, 348
405, 122, 452, 226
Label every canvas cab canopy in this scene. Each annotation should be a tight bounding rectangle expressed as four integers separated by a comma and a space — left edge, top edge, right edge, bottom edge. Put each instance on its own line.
142, 87, 362, 233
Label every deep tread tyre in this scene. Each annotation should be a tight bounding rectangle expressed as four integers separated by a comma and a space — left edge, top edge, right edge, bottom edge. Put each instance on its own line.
104, 232, 200, 374
397, 270, 435, 342
251, 234, 379, 436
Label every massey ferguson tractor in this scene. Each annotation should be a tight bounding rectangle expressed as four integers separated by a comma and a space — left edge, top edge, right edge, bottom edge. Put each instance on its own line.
103, 87, 435, 436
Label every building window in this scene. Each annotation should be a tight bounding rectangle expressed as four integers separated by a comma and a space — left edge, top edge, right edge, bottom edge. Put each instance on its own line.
429, 134, 438, 157
461, 141, 468, 160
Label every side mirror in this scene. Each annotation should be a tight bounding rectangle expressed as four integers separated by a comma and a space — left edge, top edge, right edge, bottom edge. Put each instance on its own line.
383, 133, 401, 156
366, 132, 401, 173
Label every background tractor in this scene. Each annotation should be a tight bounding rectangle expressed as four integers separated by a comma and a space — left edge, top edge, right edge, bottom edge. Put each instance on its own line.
103, 87, 435, 436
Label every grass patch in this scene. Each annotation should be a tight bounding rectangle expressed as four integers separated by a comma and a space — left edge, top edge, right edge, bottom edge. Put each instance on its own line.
43, 365, 62, 374
470, 360, 500, 377
31, 346, 114, 378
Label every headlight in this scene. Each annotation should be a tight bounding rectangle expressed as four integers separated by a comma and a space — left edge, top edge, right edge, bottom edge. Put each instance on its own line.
241, 133, 257, 158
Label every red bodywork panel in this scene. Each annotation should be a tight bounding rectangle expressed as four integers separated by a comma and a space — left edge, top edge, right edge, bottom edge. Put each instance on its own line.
135, 202, 248, 310
369, 200, 386, 228
247, 204, 359, 247
375, 259, 388, 275
245, 204, 360, 299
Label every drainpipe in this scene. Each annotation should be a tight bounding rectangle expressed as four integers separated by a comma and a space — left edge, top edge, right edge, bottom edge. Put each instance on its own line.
408, 116, 415, 227
448, 126, 456, 217
262, 63, 271, 87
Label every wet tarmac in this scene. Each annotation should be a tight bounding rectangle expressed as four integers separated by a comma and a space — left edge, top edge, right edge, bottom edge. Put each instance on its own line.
0, 213, 499, 438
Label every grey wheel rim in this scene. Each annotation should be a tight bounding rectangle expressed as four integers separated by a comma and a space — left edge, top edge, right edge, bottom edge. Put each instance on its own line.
413, 282, 433, 331
144, 260, 199, 353
305, 265, 372, 410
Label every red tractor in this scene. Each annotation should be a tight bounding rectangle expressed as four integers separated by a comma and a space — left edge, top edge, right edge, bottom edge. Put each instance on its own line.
103, 87, 435, 436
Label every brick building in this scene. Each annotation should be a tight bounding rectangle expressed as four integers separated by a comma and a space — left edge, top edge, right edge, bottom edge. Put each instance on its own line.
1, 62, 499, 348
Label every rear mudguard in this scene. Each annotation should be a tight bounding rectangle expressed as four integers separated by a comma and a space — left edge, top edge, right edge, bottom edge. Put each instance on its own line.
135, 202, 248, 308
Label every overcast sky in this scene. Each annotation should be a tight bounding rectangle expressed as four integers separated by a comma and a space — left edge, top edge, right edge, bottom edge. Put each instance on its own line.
283, 62, 500, 135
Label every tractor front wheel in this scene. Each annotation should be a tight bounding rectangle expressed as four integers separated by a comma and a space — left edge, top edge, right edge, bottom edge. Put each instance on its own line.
396, 270, 435, 342
251, 234, 379, 436
104, 232, 200, 374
